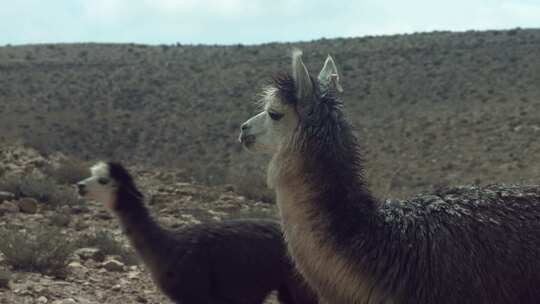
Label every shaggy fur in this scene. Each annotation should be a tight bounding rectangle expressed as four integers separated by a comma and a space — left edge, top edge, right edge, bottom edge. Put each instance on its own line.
78, 162, 317, 304
242, 51, 540, 304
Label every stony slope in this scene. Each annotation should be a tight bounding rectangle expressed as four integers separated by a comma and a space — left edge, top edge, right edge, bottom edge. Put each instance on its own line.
0, 145, 279, 304
0, 29, 539, 199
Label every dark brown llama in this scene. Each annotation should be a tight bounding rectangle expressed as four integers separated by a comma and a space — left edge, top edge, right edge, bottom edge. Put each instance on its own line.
77, 162, 317, 304
238, 49, 540, 304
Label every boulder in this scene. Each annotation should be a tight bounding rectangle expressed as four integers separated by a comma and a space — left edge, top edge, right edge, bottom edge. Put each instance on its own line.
74, 248, 105, 262
101, 259, 124, 272
18, 198, 38, 214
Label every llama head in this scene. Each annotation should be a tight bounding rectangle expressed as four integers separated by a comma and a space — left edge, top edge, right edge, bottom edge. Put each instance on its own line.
77, 162, 142, 212
239, 49, 342, 154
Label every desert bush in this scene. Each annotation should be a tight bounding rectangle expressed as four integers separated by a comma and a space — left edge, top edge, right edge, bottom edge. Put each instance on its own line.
48, 212, 71, 227
0, 175, 82, 208
22, 134, 53, 157
0, 269, 11, 289
0, 174, 56, 202
0, 227, 75, 278
49, 187, 83, 208
76, 230, 139, 266
42, 159, 89, 185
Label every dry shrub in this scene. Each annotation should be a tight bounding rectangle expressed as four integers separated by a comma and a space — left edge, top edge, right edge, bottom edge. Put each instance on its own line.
43, 159, 89, 185
0, 174, 56, 202
0, 269, 11, 289
48, 212, 71, 227
0, 174, 82, 208
76, 230, 139, 266
0, 227, 75, 278
49, 187, 83, 208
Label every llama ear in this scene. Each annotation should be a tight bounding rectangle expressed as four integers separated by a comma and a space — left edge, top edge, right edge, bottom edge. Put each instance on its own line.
292, 49, 314, 103
318, 55, 343, 93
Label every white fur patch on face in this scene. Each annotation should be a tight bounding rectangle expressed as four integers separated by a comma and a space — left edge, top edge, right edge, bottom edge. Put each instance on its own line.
239, 86, 299, 155
90, 162, 110, 179
79, 162, 117, 211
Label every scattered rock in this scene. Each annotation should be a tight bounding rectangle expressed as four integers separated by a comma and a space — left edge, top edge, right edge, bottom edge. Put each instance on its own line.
37, 296, 48, 303
70, 205, 89, 214
75, 248, 105, 262
223, 184, 235, 192
67, 262, 89, 277
127, 270, 142, 280
73, 220, 89, 231
102, 259, 124, 272
111, 284, 121, 291
218, 194, 237, 202
18, 197, 38, 214
0, 191, 15, 203
52, 299, 77, 304
95, 211, 113, 220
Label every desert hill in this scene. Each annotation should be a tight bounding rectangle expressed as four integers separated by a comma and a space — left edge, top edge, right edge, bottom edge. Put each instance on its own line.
1, 28, 539, 199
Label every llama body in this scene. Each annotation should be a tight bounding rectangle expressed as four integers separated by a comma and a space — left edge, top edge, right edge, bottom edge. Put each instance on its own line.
239, 50, 540, 303
77, 162, 317, 304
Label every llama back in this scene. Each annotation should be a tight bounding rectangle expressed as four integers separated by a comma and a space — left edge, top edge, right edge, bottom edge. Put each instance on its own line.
370, 184, 540, 303
159, 219, 317, 303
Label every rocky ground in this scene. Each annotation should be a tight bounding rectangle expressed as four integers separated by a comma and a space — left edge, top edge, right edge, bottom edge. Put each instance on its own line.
0, 145, 280, 304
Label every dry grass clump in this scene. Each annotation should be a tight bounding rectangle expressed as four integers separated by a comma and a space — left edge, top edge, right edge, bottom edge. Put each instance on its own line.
0, 174, 82, 208
0, 269, 11, 289
0, 174, 55, 202
42, 159, 89, 185
76, 230, 139, 266
0, 227, 75, 278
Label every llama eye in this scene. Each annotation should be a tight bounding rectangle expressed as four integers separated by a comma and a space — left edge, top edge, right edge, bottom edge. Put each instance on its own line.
268, 112, 284, 121
98, 178, 110, 185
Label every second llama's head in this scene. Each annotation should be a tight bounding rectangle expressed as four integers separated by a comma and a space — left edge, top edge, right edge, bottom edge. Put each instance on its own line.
239, 49, 343, 155
77, 162, 143, 211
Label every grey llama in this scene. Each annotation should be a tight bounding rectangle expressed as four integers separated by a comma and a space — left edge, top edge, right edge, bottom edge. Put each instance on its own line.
238, 49, 540, 304
77, 162, 317, 304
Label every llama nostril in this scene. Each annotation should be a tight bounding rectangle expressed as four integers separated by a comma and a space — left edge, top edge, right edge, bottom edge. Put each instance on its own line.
241, 123, 250, 131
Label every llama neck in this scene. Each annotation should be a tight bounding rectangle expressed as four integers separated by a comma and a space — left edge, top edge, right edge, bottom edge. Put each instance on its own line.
271, 121, 388, 303
272, 144, 379, 237
272, 118, 379, 223
113, 189, 174, 268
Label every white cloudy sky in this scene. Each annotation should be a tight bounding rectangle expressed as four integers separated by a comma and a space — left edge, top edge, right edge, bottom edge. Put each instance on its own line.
2, 0, 539, 45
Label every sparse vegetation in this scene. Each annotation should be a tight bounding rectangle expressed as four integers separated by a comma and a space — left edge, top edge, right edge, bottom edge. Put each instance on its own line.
0, 174, 82, 207
0, 174, 56, 202
76, 231, 139, 266
48, 212, 71, 227
43, 159, 89, 185
0, 269, 10, 289
49, 187, 83, 208
0, 227, 75, 278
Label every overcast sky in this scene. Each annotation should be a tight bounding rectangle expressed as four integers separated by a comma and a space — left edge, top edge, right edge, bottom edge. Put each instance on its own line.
2, 0, 539, 46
